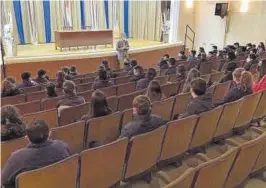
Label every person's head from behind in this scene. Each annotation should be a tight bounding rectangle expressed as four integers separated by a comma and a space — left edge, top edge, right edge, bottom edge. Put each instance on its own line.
190, 50, 196, 57
146, 68, 157, 80
62, 66, 70, 75
21, 72, 31, 82
26, 119, 49, 144
162, 54, 169, 61
178, 50, 185, 58
247, 53, 256, 63
6, 76, 16, 84
168, 57, 176, 67
130, 59, 138, 68
98, 69, 108, 81
133, 65, 144, 77
37, 69, 47, 78
90, 90, 110, 117
199, 47, 205, 53
257, 59, 266, 80
56, 71, 65, 82
233, 68, 245, 84
258, 42, 265, 51
45, 82, 57, 97
70, 65, 77, 73
190, 78, 207, 98
101, 59, 110, 70
177, 64, 186, 76
159, 60, 168, 69
225, 62, 237, 74
186, 68, 200, 82
63, 80, 76, 95
246, 43, 252, 49
234, 42, 240, 48
241, 46, 247, 53
133, 95, 151, 115
147, 80, 162, 101
212, 46, 218, 51
227, 51, 236, 61
2, 79, 16, 92
239, 71, 253, 92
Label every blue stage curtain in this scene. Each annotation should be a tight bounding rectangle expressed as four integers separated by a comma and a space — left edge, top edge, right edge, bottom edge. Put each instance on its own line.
43, 0, 51, 43
13, 0, 25, 44
124, 0, 129, 38
104, 0, 109, 29
80, 0, 85, 29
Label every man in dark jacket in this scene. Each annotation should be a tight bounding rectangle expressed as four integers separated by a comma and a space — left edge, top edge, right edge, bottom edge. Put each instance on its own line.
244, 54, 258, 71
1, 120, 70, 188
179, 78, 214, 118
136, 68, 157, 90
120, 95, 166, 138
17, 72, 39, 89
164, 58, 177, 75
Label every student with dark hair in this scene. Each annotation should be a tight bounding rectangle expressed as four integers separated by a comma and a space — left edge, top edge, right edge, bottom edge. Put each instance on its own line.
69, 65, 78, 76
164, 57, 177, 75
179, 78, 214, 118
57, 80, 85, 108
1, 119, 70, 188
146, 80, 165, 103
187, 50, 198, 64
130, 65, 145, 82
1, 79, 22, 97
182, 68, 200, 93
207, 51, 215, 60
45, 82, 58, 98
158, 59, 169, 70
222, 51, 237, 71
119, 95, 165, 138
162, 54, 170, 61
178, 50, 187, 60
101, 59, 115, 78
92, 69, 114, 90
250, 48, 257, 55
35, 69, 49, 84
253, 59, 266, 92
62, 66, 74, 80
128, 59, 138, 75
197, 47, 206, 59
136, 68, 157, 90
234, 42, 242, 55
246, 43, 253, 52
6, 76, 16, 85
55, 71, 66, 88
123, 58, 131, 72
244, 53, 258, 71
212, 45, 218, 55
220, 62, 237, 83
1, 105, 26, 141
18, 72, 38, 89
257, 42, 265, 54
176, 64, 187, 82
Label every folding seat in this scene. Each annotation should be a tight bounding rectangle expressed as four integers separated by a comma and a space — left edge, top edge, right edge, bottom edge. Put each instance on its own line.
85, 112, 122, 148
1, 138, 28, 169
117, 82, 135, 96
213, 99, 242, 141
15, 100, 41, 116
74, 74, 85, 79
59, 102, 90, 126
159, 116, 198, 165
1, 94, 26, 106
117, 91, 142, 111
209, 72, 224, 85
122, 126, 166, 182
201, 74, 210, 83
233, 92, 261, 132
80, 138, 128, 188
100, 85, 117, 97
155, 76, 168, 85
107, 96, 118, 112
77, 89, 93, 102
114, 75, 132, 85
224, 133, 266, 188
76, 83, 92, 93
151, 97, 175, 121
161, 82, 180, 98
189, 106, 223, 152
23, 85, 42, 93
23, 109, 58, 129
51, 121, 85, 154
41, 96, 65, 110
72, 78, 82, 85
121, 108, 134, 127
16, 154, 79, 188
252, 89, 266, 125
27, 90, 46, 101
83, 72, 97, 78
199, 62, 212, 75
116, 71, 128, 77
211, 59, 224, 71
172, 93, 191, 120
82, 76, 95, 83
212, 81, 231, 104
168, 74, 178, 83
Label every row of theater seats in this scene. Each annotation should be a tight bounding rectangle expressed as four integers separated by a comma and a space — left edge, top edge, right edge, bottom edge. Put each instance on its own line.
3, 88, 266, 188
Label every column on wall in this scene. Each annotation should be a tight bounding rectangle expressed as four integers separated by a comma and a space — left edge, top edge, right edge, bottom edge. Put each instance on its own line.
169, 0, 180, 43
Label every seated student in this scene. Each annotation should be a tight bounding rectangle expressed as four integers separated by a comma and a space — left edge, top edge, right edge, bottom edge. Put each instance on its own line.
257, 42, 265, 54
187, 50, 198, 64
17, 72, 38, 89
222, 71, 253, 104
197, 47, 206, 59
92, 69, 114, 90
217, 50, 225, 59
246, 43, 253, 52
55, 71, 66, 88
57, 80, 85, 108
164, 58, 177, 75
220, 62, 237, 83
6, 76, 16, 85
1, 119, 70, 188
35, 69, 49, 84
81, 90, 112, 120
176, 64, 187, 82
1, 105, 26, 142
232, 68, 245, 86
178, 50, 187, 60
123, 58, 131, 72
146, 80, 165, 103
157, 54, 170, 68
62, 66, 74, 80
207, 51, 216, 60
69, 65, 78, 76
244, 53, 258, 71
158, 59, 169, 71
101, 59, 116, 78
119, 95, 165, 138
128, 59, 138, 75
179, 78, 214, 119
136, 68, 157, 90
212, 45, 218, 55
250, 48, 257, 55
182, 68, 200, 93
253, 59, 266, 92
45, 82, 58, 98
234, 42, 242, 55
1, 79, 22, 97
221, 51, 237, 71
130, 65, 145, 82
236, 46, 247, 57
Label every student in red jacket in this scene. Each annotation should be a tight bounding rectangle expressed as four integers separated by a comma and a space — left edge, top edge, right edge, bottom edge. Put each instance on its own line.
253, 59, 266, 92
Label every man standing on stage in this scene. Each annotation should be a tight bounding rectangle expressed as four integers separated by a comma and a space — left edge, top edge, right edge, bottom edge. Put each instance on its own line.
116, 33, 130, 69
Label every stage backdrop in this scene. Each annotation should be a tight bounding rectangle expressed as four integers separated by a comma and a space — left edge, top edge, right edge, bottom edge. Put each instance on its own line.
1, 0, 162, 45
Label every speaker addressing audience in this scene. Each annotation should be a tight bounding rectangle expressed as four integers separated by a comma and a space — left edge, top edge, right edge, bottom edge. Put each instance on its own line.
1, 79, 22, 98
136, 68, 157, 90
18, 72, 38, 89
146, 80, 165, 103
253, 59, 266, 92
116, 33, 130, 69
119, 95, 165, 138
1, 119, 70, 188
